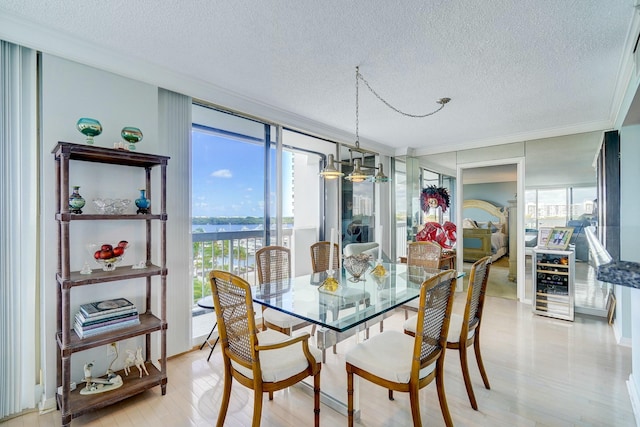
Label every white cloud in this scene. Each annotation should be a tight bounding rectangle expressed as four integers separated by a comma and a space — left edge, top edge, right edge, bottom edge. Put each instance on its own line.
211, 169, 232, 178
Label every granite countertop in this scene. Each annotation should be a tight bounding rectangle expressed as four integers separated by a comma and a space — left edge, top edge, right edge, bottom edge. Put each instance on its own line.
597, 261, 640, 290
584, 226, 640, 289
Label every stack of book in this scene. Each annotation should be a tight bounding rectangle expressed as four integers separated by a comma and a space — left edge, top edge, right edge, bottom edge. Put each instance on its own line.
74, 298, 139, 338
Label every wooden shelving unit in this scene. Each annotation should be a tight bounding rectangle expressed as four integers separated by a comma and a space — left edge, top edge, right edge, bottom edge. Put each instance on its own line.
532, 248, 574, 321
53, 142, 169, 426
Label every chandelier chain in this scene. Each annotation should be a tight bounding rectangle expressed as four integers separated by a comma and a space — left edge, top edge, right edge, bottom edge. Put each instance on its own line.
355, 67, 449, 119
355, 66, 360, 146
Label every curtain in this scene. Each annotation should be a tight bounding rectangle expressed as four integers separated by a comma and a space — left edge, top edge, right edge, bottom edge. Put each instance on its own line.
0, 40, 38, 418
157, 89, 192, 355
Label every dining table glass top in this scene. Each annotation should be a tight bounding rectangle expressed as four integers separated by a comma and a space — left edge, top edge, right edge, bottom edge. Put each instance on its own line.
252, 262, 464, 333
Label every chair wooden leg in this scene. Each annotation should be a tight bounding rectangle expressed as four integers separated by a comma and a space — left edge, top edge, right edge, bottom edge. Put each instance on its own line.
253, 388, 264, 427
388, 389, 394, 400
268, 391, 274, 400
333, 344, 337, 354
436, 362, 454, 427
459, 345, 478, 410
379, 320, 384, 333
216, 368, 232, 427
347, 370, 355, 427
408, 383, 422, 427
474, 336, 491, 389
314, 371, 321, 427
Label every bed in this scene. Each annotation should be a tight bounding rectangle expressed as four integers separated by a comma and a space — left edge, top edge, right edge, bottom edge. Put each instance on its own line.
462, 199, 509, 262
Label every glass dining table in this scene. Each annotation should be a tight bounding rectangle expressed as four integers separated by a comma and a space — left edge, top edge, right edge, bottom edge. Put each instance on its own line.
252, 262, 465, 417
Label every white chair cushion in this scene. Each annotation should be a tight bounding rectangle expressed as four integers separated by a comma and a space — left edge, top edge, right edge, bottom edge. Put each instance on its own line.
345, 330, 436, 384
343, 242, 380, 259
232, 329, 321, 383
403, 313, 475, 343
263, 307, 308, 329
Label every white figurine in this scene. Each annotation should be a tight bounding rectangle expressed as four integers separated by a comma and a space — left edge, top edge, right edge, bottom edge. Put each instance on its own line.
134, 347, 149, 378
124, 349, 136, 376
83, 361, 94, 384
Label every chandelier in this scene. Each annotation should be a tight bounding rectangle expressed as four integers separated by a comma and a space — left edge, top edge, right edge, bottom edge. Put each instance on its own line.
321, 66, 451, 183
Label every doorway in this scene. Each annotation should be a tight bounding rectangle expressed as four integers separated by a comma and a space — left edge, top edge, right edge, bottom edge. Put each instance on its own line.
456, 158, 527, 303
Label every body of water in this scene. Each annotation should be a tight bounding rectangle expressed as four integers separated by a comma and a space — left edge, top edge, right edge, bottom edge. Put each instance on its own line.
192, 223, 293, 233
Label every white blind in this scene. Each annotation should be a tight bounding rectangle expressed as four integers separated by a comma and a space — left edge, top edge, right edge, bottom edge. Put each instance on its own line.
0, 40, 38, 417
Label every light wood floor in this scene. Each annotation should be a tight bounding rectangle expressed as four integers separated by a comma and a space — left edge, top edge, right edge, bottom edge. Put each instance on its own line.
5, 295, 636, 427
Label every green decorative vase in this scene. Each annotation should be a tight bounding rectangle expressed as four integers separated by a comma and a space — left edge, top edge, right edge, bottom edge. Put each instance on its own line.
76, 118, 102, 145
69, 186, 86, 214
121, 127, 143, 150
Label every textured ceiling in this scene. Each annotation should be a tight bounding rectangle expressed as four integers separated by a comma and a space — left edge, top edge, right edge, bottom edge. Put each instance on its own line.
0, 1, 636, 156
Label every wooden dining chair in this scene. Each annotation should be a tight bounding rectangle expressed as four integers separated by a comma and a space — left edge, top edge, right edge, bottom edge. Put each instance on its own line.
310, 241, 340, 273
400, 241, 443, 319
404, 255, 492, 410
208, 270, 322, 427
345, 269, 457, 427
256, 246, 315, 336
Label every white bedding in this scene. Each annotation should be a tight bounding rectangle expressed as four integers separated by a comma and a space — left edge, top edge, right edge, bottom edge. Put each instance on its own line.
491, 231, 508, 252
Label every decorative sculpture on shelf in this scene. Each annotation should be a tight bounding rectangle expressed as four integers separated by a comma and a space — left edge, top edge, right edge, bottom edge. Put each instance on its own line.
124, 349, 136, 376
80, 355, 123, 395
134, 347, 149, 378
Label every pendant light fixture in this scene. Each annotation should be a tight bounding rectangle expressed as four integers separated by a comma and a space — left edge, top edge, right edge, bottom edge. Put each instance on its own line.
320, 66, 450, 183
345, 158, 369, 183
319, 154, 344, 179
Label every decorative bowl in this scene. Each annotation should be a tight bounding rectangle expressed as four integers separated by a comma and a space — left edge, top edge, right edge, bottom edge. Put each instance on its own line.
91, 241, 129, 271
93, 198, 131, 215
121, 127, 143, 150
343, 254, 372, 282
76, 118, 102, 145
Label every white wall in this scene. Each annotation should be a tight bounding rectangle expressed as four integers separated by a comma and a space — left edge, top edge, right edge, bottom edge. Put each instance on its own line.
40, 55, 191, 400
619, 123, 640, 415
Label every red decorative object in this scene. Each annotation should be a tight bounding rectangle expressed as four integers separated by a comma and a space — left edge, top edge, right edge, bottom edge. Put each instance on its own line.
421, 186, 450, 213
92, 240, 129, 271
416, 221, 457, 249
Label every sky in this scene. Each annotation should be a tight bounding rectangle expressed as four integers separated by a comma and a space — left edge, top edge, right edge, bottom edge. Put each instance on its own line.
191, 130, 293, 218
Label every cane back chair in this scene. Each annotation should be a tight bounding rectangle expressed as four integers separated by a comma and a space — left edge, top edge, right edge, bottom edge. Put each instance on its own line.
256, 246, 314, 336
209, 270, 322, 427
404, 255, 492, 410
345, 269, 457, 427
400, 241, 443, 319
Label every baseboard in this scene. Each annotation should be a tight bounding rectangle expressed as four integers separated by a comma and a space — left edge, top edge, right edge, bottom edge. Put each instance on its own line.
612, 320, 633, 347
38, 395, 56, 414
626, 373, 640, 427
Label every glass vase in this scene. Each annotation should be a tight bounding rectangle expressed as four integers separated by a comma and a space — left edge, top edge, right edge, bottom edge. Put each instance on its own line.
121, 126, 143, 150
69, 186, 86, 214
76, 118, 102, 145
135, 189, 150, 214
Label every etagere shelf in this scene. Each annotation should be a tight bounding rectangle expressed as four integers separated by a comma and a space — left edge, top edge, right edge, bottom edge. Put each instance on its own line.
53, 141, 169, 426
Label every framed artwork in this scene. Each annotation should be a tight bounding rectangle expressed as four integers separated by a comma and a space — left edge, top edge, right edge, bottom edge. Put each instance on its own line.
537, 227, 553, 247
545, 227, 574, 250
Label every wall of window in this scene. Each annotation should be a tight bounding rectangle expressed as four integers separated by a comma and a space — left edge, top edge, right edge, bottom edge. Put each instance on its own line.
525, 186, 597, 230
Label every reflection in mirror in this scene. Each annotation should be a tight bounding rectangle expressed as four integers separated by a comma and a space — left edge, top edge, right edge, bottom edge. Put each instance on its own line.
340, 144, 376, 251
